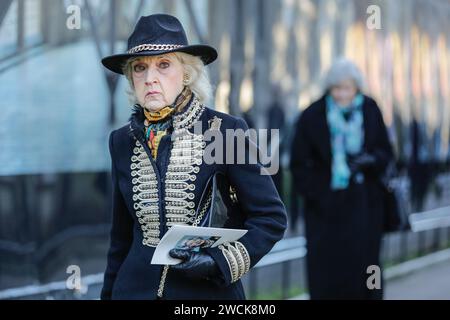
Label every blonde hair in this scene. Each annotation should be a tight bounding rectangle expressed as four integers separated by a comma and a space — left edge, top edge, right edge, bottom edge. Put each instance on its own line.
122, 52, 212, 105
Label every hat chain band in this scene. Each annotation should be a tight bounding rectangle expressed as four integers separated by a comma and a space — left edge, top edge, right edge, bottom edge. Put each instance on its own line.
127, 43, 184, 54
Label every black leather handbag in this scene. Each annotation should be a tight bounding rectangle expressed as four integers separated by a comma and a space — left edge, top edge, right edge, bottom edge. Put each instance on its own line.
195, 172, 245, 228
380, 162, 411, 233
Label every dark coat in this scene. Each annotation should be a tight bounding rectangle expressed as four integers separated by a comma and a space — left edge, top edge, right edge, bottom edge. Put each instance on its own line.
290, 94, 393, 299
101, 96, 287, 300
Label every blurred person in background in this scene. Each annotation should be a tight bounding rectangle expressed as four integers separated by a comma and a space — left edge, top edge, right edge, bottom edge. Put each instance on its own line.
290, 58, 394, 299
100, 14, 286, 300
267, 89, 286, 201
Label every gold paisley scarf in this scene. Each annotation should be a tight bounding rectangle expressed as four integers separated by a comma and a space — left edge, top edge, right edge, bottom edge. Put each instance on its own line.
143, 86, 192, 158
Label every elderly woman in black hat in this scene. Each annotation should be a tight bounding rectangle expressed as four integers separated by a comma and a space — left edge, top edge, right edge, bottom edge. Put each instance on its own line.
100, 14, 287, 300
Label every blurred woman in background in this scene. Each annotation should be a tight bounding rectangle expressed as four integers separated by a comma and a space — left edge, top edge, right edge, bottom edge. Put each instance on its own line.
290, 58, 394, 299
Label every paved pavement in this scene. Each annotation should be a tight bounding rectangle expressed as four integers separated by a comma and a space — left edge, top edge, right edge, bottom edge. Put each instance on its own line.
385, 258, 450, 300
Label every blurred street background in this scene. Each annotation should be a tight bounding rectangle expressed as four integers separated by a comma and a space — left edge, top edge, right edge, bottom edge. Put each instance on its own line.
0, 0, 449, 300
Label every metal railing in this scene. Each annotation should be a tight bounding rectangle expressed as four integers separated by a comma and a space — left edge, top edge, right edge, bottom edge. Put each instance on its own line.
246, 206, 450, 299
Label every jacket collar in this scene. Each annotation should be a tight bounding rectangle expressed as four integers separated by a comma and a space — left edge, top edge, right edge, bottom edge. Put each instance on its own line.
128, 93, 203, 141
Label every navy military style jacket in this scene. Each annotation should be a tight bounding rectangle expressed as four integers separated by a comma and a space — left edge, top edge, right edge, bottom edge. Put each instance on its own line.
100, 95, 287, 299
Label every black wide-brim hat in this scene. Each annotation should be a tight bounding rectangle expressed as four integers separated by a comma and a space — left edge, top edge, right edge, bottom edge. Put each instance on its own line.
101, 14, 218, 74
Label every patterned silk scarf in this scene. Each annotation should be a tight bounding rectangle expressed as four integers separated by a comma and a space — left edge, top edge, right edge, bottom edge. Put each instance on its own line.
143, 86, 192, 159
326, 93, 364, 190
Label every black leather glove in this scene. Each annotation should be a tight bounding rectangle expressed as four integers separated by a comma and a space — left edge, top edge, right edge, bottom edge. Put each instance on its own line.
348, 152, 377, 174
169, 249, 222, 281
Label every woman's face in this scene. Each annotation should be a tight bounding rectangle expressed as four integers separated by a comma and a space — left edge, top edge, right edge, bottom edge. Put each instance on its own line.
330, 78, 358, 107
131, 54, 184, 111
